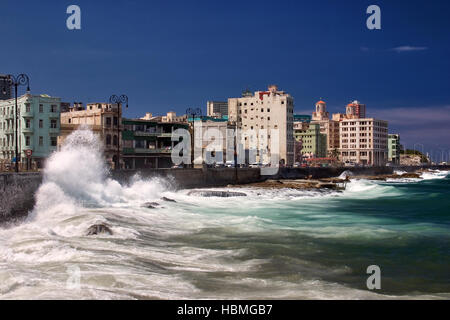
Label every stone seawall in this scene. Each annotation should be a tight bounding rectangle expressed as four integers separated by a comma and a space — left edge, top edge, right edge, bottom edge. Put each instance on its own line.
111, 168, 263, 189
0, 173, 42, 223
1, 165, 449, 222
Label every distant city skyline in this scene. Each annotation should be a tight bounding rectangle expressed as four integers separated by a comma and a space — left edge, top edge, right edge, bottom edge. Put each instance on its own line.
1, 0, 449, 161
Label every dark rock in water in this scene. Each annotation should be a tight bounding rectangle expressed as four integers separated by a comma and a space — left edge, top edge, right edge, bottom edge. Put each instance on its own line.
161, 197, 177, 203
86, 224, 113, 236
142, 202, 160, 209
187, 190, 247, 197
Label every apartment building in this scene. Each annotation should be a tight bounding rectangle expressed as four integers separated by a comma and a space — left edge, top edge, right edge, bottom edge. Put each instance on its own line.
339, 119, 388, 166
58, 102, 124, 169
294, 123, 327, 159
0, 94, 61, 169
311, 100, 340, 155
388, 134, 401, 165
122, 117, 188, 169
228, 85, 294, 166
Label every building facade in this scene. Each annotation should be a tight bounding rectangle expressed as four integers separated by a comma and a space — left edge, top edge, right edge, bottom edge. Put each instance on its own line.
311, 100, 340, 156
0, 94, 61, 168
122, 117, 188, 169
58, 102, 123, 169
207, 101, 228, 118
345, 100, 366, 119
228, 85, 295, 166
388, 134, 401, 165
339, 119, 388, 166
294, 123, 327, 159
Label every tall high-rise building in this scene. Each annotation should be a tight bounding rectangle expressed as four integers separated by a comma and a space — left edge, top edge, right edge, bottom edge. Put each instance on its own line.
0, 75, 12, 100
228, 85, 294, 166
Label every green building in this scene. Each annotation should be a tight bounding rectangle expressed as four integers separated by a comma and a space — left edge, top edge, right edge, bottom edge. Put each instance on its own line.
0, 93, 61, 169
294, 123, 327, 159
388, 134, 401, 164
122, 118, 188, 169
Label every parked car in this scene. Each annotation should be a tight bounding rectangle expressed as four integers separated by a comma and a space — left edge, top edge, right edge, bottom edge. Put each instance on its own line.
249, 162, 262, 168
214, 162, 225, 168
344, 162, 357, 167
225, 160, 235, 168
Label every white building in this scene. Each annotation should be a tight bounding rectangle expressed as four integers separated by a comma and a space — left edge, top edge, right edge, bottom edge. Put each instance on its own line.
228, 85, 294, 166
339, 119, 388, 166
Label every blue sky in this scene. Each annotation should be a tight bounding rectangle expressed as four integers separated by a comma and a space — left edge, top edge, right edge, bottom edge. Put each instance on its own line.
1, 0, 449, 160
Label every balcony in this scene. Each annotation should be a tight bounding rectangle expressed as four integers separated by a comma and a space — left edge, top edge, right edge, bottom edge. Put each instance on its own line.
134, 131, 173, 138
134, 148, 172, 154
22, 127, 34, 134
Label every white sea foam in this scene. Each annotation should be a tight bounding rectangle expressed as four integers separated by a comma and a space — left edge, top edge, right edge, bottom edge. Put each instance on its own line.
0, 128, 448, 299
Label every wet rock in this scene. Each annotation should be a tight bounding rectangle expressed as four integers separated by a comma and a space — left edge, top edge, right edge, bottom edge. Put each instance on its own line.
142, 202, 160, 209
187, 190, 247, 197
86, 224, 113, 236
161, 197, 176, 203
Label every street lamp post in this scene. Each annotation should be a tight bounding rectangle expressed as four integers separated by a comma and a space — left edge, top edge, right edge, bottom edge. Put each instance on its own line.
2, 74, 30, 173
109, 94, 128, 170
186, 108, 202, 167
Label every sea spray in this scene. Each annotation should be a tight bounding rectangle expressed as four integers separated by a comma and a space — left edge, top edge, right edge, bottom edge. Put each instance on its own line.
30, 127, 168, 223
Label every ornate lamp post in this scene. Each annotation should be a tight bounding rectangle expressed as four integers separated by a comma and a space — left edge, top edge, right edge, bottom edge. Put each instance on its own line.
2, 74, 30, 173
109, 94, 128, 170
186, 108, 202, 167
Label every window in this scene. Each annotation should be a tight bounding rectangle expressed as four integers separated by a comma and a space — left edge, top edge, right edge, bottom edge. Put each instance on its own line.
39, 104, 43, 113
25, 136, 30, 146
39, 120, 43, 128
106, 135, 111, 145
50, 105, 58, 113
25, 119, 31, 128
113, 117, 118, 126
267, 108, 270, 112
39, 136, 43, 146
106, 118, 112, 126
25, 103, 31, 113
51, 136, 57, 147
50, 119, 57, 129
113, 135, 118, 146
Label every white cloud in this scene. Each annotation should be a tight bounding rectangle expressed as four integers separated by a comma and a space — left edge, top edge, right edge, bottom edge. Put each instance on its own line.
390, 46, 428, 53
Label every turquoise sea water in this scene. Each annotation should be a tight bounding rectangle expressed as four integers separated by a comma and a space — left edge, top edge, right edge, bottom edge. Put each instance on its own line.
0, 130, 448, 299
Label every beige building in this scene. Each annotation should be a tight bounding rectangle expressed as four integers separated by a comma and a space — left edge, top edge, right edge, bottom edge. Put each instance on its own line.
140, 111, 187, 123
58, 102, 123, 168
311, 100, 340, 155
228, 85, 294, 165
339, 119, 388, 166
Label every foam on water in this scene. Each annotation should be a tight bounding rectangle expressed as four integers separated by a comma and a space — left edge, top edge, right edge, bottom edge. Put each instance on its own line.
0, 128, 449, 299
